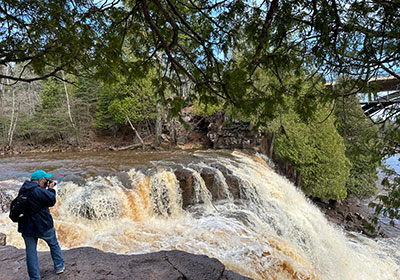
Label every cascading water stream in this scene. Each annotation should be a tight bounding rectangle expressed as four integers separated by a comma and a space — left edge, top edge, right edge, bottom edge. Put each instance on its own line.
0, 150, 399, 280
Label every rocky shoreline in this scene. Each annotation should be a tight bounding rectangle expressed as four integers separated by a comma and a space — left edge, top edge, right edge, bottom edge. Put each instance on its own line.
311, 197, 387, 238
0, 244, 251, 280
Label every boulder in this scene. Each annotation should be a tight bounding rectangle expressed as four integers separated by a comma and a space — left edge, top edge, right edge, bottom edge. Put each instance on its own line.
0, 233, 6, 246
200, 167, 231, 201
174, 167, 195, 208
312, 197, 386, 238
0, 187, 16, 213
210, 163, 241, 199
0, 246, 252, 280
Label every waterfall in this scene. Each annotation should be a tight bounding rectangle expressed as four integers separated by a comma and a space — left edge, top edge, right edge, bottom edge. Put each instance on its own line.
1, 150, 399, 280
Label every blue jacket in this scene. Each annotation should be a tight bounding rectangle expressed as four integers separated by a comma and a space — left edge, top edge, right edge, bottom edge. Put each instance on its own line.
17, 180, 56, 235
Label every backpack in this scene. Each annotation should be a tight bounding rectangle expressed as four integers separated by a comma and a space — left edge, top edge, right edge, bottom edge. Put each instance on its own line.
9, 188, 35, 223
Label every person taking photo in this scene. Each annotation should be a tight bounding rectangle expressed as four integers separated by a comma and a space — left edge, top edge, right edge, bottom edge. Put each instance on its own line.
17, 170, 64, 280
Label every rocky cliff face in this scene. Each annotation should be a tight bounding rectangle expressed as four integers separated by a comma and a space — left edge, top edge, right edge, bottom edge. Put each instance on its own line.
0, 245, 252, 280
205, 112, 256, 149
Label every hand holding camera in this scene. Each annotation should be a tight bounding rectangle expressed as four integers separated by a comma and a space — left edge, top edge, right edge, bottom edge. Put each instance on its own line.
45, 179, 57, 189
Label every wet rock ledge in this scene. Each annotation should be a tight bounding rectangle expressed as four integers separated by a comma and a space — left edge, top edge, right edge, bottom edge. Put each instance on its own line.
0, 245, 252, 280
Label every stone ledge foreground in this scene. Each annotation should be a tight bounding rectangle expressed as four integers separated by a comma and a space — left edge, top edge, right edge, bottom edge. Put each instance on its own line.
0, 245, 252, 280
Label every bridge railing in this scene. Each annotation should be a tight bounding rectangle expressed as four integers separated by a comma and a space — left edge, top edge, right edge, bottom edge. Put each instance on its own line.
324, 68, 400, 84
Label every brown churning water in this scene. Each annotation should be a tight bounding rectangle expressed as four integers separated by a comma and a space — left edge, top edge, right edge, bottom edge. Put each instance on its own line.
0, 150, 399, 280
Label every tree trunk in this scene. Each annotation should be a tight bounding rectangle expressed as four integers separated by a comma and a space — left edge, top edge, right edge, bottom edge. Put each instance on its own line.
0, 67, 6, 153
27, 83, 33, 115
154, 103, 162, 147
126, 115, 144, 150
8, 110, 18, 147
170, 118, 177, 147
62, 70, 75, 129
2, 65, 14, 151
27, 82, 38, 116
269, 131, 275, 159
7, 88, 15, 146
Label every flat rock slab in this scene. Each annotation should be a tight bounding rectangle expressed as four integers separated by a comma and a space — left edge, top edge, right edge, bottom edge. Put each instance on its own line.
0, 246, 252, 280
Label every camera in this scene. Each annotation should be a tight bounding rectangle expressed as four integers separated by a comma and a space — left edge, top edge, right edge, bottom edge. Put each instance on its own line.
45, 180, 57, 188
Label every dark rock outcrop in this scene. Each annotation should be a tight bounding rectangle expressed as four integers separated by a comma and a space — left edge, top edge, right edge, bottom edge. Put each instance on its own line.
200, 167, 239, 201
206, 112, 256, 149
210, 163, 241, 199
174, 167, 195, 208
260, 130, 302, 186
174, 163, 243, 207
0, 186, 16, 213
200, 167, 219, 199
312, 197, 386, 238
0, 233, 6, 246
0, 246, 252, 280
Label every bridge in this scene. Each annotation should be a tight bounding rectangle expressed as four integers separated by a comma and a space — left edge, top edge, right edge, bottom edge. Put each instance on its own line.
360, 91, 400, 116
326, 76, 400, 116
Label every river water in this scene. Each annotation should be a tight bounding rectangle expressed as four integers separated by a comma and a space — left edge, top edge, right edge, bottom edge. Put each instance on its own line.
0, 150, 399, 280
371, 155, 400, 236
386, 155, 400, 173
